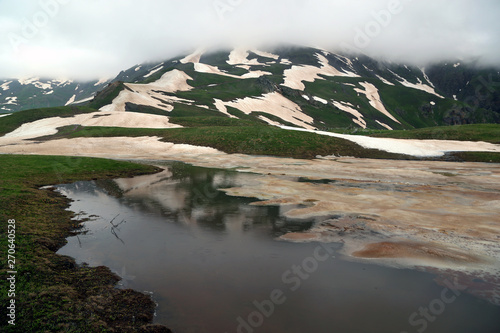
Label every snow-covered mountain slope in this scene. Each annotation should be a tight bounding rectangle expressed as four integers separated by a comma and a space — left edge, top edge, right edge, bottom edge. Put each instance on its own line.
0, 77, 111, 113
4, 46, 499, 130
87, 46, 498, 130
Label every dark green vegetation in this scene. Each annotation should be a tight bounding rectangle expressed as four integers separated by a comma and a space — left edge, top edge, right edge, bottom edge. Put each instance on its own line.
88, 81, 126, 110
0, 106, 97, 137
448, 151, 500, 163
0, 155, 171, 332
39, 124, 414, 160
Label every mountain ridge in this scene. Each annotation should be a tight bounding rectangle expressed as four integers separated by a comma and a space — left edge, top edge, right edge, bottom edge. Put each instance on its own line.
3, 46, 500, 130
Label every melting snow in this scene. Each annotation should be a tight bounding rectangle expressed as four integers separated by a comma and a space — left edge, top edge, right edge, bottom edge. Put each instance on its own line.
1, 81, 13, 91
180, 48, 205, 64
213, 92, 315, 129
65, 95, 76, 106
398, 78, 444, 98
282, 53, 359, 91
421, 68, 436, 88
332, 101, 367, 129
72, 96, 94, 104
376, 120, 393, 130
227, 48, 269, 66
51, 79, 72, 87
33, 81, 52, 90
194, 62, 271, 79
376, 75, 394, 86
258, 115, 282, 126
5, 97, 18, 105
18, 77, 39, 85
279, 126, 500, 157
3, 112, 182, 140
251, 49, 279, 60
144, 66, 164, 78
354, 82, 401, 124
390, 70, 443, 98
313, 96, 328, 105
100, 70, 194, 112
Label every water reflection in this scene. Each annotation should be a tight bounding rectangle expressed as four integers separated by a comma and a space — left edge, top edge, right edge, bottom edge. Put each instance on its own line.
56, 162, 500, 333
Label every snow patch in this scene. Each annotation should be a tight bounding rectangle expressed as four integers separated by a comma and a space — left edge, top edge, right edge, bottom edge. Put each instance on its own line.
391, 70, 444, 98
135, 66, 142, 72
51, 79, 72, 87
376, 75, 394, 86
4, 112, 182, 140
313, 96, 328, 105
43, 90, 54, 95
258, 115, 282, 126
0, 113, 12, 118
332, 101, 367, 129
65, 95, 76, 106
194, 62, 271, 79
282, 53, 359, 91
227, 48, 269, 66
36, 82, 52, 90
354, 82, 401, 124
18, 77, 39, 85
279, 126, 500, 157
1, 81, 12, 91
421, 68, 436, 88
144, 66, 164, 78
72, 96, 94, 104
251, 49, 279, 60
214, 92, 315, 130
180, 48, 205, 64
376, 120, 393, 130
5, 97, 18, 105
0, 137, 221, 160
100, 70, 194, 113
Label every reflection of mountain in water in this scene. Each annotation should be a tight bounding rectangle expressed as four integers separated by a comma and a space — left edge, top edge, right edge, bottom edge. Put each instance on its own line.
93, 161, 313, 236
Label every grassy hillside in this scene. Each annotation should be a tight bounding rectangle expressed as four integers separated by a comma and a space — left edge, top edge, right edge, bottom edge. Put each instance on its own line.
0, 155, 168, 332
39, 124, 413, 160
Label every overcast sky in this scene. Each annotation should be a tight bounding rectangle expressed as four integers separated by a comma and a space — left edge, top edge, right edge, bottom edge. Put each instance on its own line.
1, 0, 499, 80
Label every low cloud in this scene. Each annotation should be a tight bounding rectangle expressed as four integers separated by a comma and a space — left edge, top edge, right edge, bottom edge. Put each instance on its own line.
1, 0, 499, 80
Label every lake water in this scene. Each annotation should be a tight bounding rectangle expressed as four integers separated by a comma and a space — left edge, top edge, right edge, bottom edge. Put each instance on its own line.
56, 161, 500, 333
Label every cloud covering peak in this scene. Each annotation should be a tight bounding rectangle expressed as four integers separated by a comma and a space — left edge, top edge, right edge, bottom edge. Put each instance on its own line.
1, 0, 499, 80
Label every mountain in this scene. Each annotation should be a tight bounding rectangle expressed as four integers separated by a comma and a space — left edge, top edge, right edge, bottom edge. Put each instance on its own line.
0, 77, 111, 113
4, 46, 500, 130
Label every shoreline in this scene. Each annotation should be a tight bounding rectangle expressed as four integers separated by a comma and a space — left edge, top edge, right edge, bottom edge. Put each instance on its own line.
0, 155, 172, 332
